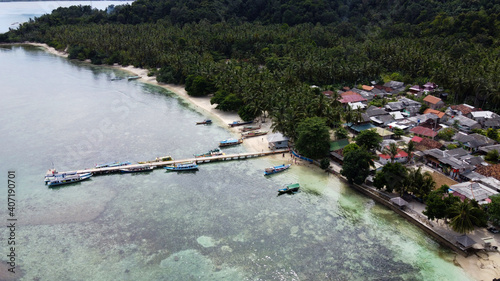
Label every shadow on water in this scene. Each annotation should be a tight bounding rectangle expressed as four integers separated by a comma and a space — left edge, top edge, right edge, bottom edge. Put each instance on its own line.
164, 169, 199, 175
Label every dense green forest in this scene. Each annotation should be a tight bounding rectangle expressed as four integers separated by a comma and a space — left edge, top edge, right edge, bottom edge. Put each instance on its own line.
2, 0, 500, 144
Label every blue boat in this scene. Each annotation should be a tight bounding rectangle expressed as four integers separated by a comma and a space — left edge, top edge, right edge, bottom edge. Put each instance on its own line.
47, 173, 92, 187
264, 164, 291, 175
164, 162, 199, 171
228, 120, 253, 127
196, 119, 212, 125
219, 138, 243, 147
95, 161, 132, 168
278, 183, 300, 194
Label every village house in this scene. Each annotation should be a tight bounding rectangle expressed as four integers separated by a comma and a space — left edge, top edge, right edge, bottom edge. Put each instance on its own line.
378, 148, 408, 164
372, 127, 394, 139
399, 97, 422, 116
453, 133, 497, 152
423, 148, 475, 179
445, 115, 481, 133
449, 182, 498, 205
339, 91, 367, 108
484, 117, 500, 129
479, 144, 500, 155
469, 111, 500, 127
447, 104, 478, 117
409, 85, 425, 95
267, 132, 289, 149
423, 108, 446, 120
410, 126, 438, 139
383, 81, 406, 93
423, 95, 445, 110
423, 82, 438, 91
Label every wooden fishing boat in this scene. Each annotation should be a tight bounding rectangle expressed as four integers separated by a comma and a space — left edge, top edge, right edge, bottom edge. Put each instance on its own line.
127, 75, 141, 80
228, 120, 253, 127
44, 169, 80, 183
164, 162, 199, 171
196, 119, 212, 125
241, 130, 268, 138
119, 165, 154, 173
240, 125, 261, 132
219, 138, 243, 147
47, 173, 92, 187
95, 161, 131, 168
194, 148, 224, 158
138, 156, 173, 164
278, 183, 300, 194
264, 164, 291, 175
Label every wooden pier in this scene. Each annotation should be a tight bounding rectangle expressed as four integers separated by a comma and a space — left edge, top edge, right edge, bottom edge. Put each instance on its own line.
56, 149, 290, 176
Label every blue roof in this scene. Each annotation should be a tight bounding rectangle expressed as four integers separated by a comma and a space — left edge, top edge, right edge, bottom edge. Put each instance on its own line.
348, 123, 376, 133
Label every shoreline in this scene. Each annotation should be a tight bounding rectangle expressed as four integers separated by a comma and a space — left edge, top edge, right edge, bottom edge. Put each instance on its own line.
23, 42, 500, 281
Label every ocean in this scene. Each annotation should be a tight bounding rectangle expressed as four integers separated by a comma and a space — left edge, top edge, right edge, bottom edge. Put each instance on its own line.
0, 3, 473, 280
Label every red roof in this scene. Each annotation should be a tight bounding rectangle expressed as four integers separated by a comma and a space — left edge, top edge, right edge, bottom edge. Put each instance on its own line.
423, 95, 442, 105
423, 108, 445, 118
362, 85, 374, 91
410, 126, 438, 138
450, 104, 479, 116
339, 92, 367, 103
411, 136, 423, 143
379, 149, 408, 159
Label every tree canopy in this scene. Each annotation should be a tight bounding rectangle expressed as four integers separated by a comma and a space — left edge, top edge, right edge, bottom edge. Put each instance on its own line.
355, 129, 382, 151
341, 148, 374, 185
294, 117, 331, 159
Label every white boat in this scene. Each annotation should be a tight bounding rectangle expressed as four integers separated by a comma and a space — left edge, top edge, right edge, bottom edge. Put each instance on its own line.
47, 173, 92, 187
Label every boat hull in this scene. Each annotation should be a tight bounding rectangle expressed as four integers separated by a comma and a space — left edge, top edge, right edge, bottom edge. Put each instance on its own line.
164, 162, 199, 171
119, 166, 154, 173
264, 164, 291, 175
278, 183, 300, 194
47, 173, 92, 187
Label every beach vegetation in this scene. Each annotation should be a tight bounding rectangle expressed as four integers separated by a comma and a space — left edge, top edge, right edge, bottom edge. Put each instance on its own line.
294, 117, 330, 159
355, 129, 382, 152
3, 0, 500, 154
341, 148, 374, 185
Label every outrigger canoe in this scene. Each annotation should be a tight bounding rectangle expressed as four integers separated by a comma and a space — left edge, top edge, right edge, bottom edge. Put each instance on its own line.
264, 164, 291, 176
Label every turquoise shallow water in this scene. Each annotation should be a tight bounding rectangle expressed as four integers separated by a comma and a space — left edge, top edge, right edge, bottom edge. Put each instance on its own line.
0, 45, 474, 280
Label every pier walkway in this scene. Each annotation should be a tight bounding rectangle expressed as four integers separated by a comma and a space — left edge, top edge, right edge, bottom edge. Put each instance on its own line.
57, 149, 290, 176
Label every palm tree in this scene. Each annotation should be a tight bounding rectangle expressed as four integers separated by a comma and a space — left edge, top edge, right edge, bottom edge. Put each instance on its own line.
448, 199, 481, 234
405, 140, 416, 164
383, 143, 399, 163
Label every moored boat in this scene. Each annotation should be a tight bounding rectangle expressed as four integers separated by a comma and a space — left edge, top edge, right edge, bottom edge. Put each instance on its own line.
228, 120, 253, 127
264, 164, 291, 175
119, 165, 154, 173
196, 119, 212, 125
278, 183, 300, 194
127, 75, 141, 80
241, 130, 268, 138
219, 138, 243, 147
240, 125, 261, 132
194, 148, 224, 158
47, 172, 92, 187
44, 169, 79, 183
164, 162, 199, 171
95, 161, 132, 168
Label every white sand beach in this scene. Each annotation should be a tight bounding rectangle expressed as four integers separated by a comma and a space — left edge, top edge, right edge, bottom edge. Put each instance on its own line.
28, 42, 500, 281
